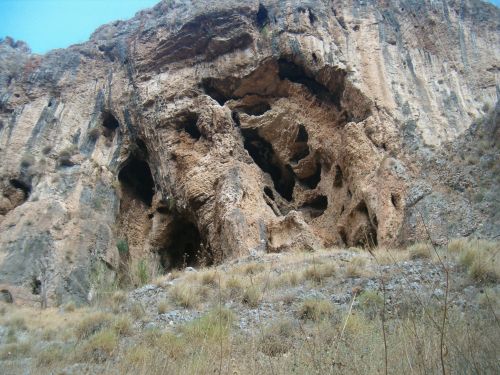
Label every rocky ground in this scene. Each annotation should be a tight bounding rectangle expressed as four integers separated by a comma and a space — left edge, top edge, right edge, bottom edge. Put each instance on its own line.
0, 239, 498, 374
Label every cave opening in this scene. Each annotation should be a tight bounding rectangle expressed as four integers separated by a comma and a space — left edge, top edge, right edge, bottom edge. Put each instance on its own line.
232, 111, 241, 127
256, 4, 269, 29
264, 186, 274, 200
10, 179, 31, 200
300, 195, 328, 218
118, 157, 155, 206
277, 59, 343, 107
238, 102, 271, 116
354, 200, 378, 248
177, 112, 201, 140
299, 162, 321, 189
291, 125, 310, 163
157, 218, 204, 270
31, 277, 41, 295
242, 128, 295, 201
391, 193, 401, 209
102, 112, 119, 139
201, 78, 231, 105
296, 125, 308, 142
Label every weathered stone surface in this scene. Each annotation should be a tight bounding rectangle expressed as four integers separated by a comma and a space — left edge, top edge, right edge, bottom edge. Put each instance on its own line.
0, 0, 498, 305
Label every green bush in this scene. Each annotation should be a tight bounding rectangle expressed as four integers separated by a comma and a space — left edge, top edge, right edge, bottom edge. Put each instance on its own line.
116, 239, 129, 255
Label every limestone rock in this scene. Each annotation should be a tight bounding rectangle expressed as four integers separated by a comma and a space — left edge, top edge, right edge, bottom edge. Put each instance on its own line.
0, 0, 498, 305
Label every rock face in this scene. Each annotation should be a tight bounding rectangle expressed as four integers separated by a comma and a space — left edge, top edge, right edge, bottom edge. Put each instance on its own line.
0, 0, 498, 305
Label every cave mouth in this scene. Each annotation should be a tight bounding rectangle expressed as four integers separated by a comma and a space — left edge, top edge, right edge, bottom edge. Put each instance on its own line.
176, 112, 201, 140
102, 112, 119, 139
299, 162, 321, 189
354, 200, 378, 248
256, 3, 269, 29
277, 59, 344, 107
300, 194, 328, 219
157, 218, 204, 270
241, 127, 295, 201
10, 179, 31, 199
238, 102, 271, 116
118, 157, 155, 206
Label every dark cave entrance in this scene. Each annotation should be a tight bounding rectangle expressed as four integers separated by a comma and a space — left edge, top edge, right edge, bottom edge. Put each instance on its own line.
175, 112, 201, 140
241, 128, 295, 201
102, 112, 119, 140
277, 59, 345, 108
353, 200, 378, 248
118, 156, 155, 206
157, 218, 204, 270
300, 195, 328, 219
10, 179, 31, 200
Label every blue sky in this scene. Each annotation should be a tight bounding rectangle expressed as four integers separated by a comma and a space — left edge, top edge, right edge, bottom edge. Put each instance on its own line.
0, 0, 499, 54
0, 0, 159, 54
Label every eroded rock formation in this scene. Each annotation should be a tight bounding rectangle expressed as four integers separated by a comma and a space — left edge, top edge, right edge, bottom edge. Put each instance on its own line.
0, 0, 498, 305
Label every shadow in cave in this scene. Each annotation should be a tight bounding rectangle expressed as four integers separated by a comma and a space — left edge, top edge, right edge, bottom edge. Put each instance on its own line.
241, 128, 295, 201
277, 59, 345, 108
118, 156, 155, 206
157, 218, 204, 270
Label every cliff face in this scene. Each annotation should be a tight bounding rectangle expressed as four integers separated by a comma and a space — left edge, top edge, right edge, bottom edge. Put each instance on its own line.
0, 0, 498, 305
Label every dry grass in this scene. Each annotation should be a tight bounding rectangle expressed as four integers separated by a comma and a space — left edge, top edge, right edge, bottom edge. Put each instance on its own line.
298, 299, 334, 321
242, 285, 262, 307
170, 283, 201, 308
74, 328, 118, 363
157, 299, 170, 314
345, 256, 368, 277
75, 311, 113, 340
1, 241, 499, 374
303, 262, 336, 283
408, 242, 432, 259
449, 238, 499, 283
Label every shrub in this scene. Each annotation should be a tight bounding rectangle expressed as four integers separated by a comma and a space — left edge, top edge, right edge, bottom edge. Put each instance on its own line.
259, 319, 296, 356
182, 308, 234, 341
242, 286, 261, 307
303, 263, 336, 283
157, 300, 169, 314
75, 311, 112, 340
130, 302, 145, 320
116, 239, 129, 255
171, 283, 199, 308
35, 344, 65, 367
408, 243, 431, 259
447, 238, 467, 254
298, 299, 334, 321
198, 269, 218, 287
358, 290, 384, 319
345, 256, 367, 277
112, 315, 132, 336
75, 328, 118, 362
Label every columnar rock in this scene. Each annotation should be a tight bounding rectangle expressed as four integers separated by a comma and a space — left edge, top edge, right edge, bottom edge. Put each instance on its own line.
0, 0, 498, 305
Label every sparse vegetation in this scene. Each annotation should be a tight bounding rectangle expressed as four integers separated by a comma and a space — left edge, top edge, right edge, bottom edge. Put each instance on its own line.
116, 239, 129, 255
298, 298, 334, 321
0, 241, 499, 374
303, 262, 336, 283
